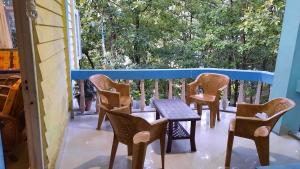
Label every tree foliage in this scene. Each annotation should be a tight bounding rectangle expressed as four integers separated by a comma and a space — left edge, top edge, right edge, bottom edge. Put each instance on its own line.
78, 0, 284, 71
77, 0, 285, 102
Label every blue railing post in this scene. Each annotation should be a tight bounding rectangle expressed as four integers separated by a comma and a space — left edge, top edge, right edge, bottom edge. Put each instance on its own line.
270, 0, 300, 135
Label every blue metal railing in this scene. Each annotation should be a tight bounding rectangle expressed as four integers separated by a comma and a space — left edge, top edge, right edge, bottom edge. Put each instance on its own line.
71, 68, 274, 84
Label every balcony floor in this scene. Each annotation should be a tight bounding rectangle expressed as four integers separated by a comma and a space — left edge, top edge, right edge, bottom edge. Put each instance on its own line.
56, 109, 300, 169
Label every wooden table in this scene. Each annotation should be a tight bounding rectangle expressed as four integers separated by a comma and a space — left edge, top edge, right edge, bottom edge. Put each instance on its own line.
153, 99, 201, 153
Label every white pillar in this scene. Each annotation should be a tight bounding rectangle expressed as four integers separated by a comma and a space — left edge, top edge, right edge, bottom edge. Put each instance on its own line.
154, 79, 159, 99
168, 79, 173, 99
237, 80, 244, 103
181, 79, 186, 102
255, 81, 262, 104
140, 80, 145, 111
222, 86, 228, 110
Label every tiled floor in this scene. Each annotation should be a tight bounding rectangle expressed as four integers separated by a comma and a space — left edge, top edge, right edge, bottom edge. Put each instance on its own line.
57, 110, 300, 169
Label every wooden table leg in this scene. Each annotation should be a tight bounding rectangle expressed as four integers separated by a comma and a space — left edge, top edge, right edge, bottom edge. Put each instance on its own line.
166, 121, 173, 153
190, 120, 196, 152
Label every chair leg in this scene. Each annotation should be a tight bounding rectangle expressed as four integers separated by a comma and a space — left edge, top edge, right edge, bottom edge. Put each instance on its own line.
254, 136, 269, 166
160, 135, 166, 169
97, 108, 106, 130
196, 104, 202, 119
225, 131, 234, 168
128, 143, 133, 156
109, 136, 119, 169
208, 104, 217, 128
132, 141, 148, 169
129, 103, 132, 114
216, 102, 220, 121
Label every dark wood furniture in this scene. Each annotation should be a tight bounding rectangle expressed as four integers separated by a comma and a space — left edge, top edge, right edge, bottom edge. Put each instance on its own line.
153, 99, 200, 153
89, 74, 132, 130
106, 106, 168, 169
225, 98, 295, 168
186, 73, 229, 128
0, 77, 24, 155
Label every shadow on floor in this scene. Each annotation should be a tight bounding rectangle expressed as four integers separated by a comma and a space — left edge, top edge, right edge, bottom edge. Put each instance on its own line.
73, 155, 131, 169
230, 146, 300, 169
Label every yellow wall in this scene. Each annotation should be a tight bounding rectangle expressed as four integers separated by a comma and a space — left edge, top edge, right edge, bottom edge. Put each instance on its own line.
32, 0, 72, 168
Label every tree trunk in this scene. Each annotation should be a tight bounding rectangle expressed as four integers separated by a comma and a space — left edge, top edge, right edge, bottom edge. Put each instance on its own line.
189, 13, 193, 41
101, 18, 108, 68
133, 11, 140, 64
109, 15, 116, 58
82, 48, 95, 69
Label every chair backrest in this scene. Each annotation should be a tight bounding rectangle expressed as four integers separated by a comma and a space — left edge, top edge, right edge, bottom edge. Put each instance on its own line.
195, 73, 230, 95
106, 111, 150, 145
89, 74, 119, 107
263, 98, 295, 130
89, 74, 114, 91
1, 79, 22, 116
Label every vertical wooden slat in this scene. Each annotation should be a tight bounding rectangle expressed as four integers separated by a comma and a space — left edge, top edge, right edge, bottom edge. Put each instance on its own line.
237, 80, 245, 103
79, 80, 85, 113
255, 81, 262, 104
222, 86, 228, 110
168, 79, 173, 99
140, 80, 145, 111
181, 79, 186, 102
154, 79, 159, 99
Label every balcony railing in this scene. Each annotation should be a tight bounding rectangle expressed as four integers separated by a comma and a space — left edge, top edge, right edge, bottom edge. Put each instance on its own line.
71, 68, 274, 115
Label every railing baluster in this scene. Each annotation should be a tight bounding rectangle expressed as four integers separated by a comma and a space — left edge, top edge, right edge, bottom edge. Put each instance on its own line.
140, 80, 145, 111
79, 80, 85, 113
154, 79, 159, 99
222, 86, 228, 110
181, 79, 186, 102
255, 81, 262, 104
168, 79, 173, 99
237, 80, 245, 103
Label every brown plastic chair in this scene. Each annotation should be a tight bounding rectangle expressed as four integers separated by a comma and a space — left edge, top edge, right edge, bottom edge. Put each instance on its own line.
106, 106, 168, 169
89, 74, 132, 130
0, 78, 24, 152
186, 73, 230, 128
225, 98, 295, 167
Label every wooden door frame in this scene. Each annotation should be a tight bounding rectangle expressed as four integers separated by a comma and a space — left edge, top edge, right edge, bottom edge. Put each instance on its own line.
13, 0, 44, 169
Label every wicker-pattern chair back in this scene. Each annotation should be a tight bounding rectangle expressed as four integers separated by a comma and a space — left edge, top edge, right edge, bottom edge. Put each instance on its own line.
195, 73, 230, 95
106, 111, 146, 144
261, 98, 295, 127
89, 74, 132, 130
90, 74, 113, 91
106, 108, 168, 169
186, 73, 230, 128
234, 97, 295, 138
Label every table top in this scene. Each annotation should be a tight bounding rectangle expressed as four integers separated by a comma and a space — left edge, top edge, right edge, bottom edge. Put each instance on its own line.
153, 99, 200, 121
